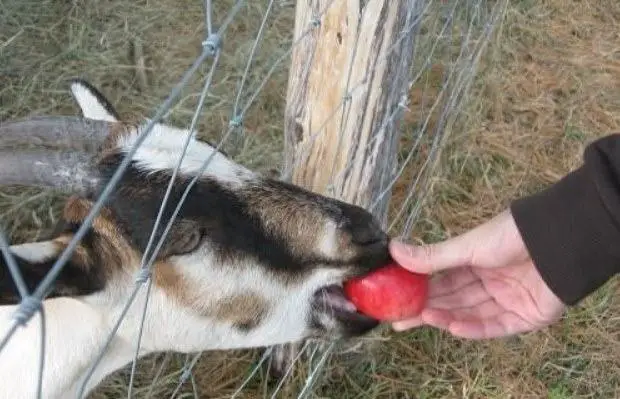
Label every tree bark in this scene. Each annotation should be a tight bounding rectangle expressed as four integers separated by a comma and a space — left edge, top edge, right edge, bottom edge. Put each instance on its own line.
283, 0, 417, 224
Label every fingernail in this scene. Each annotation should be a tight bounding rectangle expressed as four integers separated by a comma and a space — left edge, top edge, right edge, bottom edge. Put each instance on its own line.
391, 321, 408, 331
392, 319, 423, 331
389, 240, 415, 259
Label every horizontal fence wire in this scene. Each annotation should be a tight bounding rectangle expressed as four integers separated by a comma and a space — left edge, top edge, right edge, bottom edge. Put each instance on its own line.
0, 0, 507, 398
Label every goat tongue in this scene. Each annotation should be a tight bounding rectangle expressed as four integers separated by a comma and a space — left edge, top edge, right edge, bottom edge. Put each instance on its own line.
312, 285, 357, 313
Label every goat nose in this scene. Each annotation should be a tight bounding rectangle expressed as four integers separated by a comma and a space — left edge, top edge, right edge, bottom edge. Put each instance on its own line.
346, 215, 388, 246
335, 203, 389, 246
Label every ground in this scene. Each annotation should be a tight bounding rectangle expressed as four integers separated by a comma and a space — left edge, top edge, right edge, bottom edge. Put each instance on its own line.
1, 0, 619, 398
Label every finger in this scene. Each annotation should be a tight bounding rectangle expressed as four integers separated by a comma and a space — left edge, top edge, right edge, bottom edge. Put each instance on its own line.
391, 316, 425, 331
427, 280, 490, 309
426, 268, 478, 297
468, 211, 531, 268
422, 300, 502, 328
390, 273, 481, 332
418, 309, 451, 330
391, 210, 528, 274
389, 237, 473, 274
392, 300, 501, 332
448, 312, 536, 340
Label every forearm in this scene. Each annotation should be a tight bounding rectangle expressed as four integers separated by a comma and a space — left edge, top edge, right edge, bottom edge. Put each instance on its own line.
511, 134, 620, 306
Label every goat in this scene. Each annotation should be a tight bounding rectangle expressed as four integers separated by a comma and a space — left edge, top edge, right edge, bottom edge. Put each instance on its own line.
0, 79, 391, 398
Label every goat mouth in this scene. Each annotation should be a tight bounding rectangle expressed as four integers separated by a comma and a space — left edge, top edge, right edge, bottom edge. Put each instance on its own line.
311, 284, 379, 335
313, 284, 357, 313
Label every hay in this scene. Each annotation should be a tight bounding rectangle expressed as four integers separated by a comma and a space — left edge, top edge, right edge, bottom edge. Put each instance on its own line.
1, 0, 618, 397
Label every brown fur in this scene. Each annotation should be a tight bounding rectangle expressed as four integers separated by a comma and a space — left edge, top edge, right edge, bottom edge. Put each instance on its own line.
98, 121, 137, 160
52, 235, 92, 270
151, 260, 190, 303
243, 184, 326, 259
153, 260, 269, 330
244, 183, 367, 265
211, 293, 269, 331
61, 196, 188, 297
62, 196, 140, 277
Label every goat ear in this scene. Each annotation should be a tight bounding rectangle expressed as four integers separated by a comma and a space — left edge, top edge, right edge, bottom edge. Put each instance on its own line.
155, 219, 204, 258
69, 78, 121, 122
0, 239, 105, 305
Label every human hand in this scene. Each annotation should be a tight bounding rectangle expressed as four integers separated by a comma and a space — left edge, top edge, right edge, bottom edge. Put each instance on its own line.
390, 210, 567, 339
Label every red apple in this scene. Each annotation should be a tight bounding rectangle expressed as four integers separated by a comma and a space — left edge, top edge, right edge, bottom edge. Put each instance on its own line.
343, 262, 428, 321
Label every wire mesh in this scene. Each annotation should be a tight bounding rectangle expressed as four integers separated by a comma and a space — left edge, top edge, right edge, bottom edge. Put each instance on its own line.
0, 0, 507, 397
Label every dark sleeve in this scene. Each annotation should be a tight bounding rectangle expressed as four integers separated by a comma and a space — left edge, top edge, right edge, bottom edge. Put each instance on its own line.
510, 134, 620, 306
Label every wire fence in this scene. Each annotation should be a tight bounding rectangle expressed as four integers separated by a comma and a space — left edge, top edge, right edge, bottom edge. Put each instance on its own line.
0, 0, 507, 397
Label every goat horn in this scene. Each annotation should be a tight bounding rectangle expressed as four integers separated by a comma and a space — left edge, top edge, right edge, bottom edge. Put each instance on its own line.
0, 150, 100, 193
0, 116, 116, 193
0, 116, 112, 151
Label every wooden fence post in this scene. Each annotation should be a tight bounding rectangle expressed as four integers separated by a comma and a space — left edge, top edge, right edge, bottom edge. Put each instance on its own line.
269, 0, 419, 377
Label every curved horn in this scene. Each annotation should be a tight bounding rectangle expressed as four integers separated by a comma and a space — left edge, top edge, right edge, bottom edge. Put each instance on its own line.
0, 150, 100, 193
0, 116, 116, 193
0, 116, 112, 151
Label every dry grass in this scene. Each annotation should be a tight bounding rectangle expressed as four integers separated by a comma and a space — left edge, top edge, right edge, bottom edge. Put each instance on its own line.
1, 0, 619, 397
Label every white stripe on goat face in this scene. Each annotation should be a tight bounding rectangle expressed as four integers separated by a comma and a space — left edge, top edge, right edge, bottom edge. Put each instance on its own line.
116, 122, 256, 187
318, 220, 340, 258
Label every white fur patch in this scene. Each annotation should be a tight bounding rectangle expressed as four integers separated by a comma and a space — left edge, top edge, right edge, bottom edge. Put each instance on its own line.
70, 82, 118, 122
117, 123, 256, 186
318, 221, 339, 258
10, 241, 58, 264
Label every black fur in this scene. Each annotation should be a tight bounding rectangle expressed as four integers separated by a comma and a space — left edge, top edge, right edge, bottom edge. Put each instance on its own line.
94, 153, 390, 278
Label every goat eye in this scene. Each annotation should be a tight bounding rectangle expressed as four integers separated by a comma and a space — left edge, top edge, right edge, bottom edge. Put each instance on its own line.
163, 220, 204, 256
191, 227, 206, 248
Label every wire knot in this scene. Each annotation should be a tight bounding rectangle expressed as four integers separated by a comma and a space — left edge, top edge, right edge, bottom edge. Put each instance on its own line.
310, 18, 321, 27
135, 268, 152, 284
13, 296, 41, 326
343, 93, 352, 102
397, 96, 410, 111
179, 368, 193, 383
229, 116, 243, 128
202, 33, 222, 55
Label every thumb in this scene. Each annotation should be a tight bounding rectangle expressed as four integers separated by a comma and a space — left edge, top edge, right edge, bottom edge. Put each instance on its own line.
389, 236, 473, 274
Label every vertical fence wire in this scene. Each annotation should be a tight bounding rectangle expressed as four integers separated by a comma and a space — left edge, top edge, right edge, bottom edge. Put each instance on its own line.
263, 1, 507, 397
0, 0, 507, 397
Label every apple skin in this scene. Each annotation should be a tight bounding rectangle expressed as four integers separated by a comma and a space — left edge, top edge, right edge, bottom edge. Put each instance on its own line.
343, 262, 429, 322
